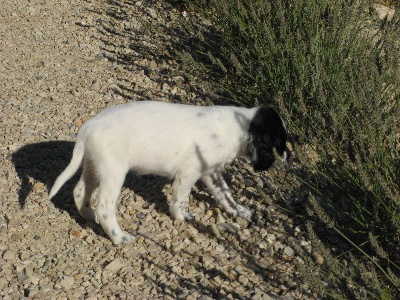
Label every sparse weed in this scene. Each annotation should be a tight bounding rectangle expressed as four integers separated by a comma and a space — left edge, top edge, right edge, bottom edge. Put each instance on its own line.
179, 0, 400, 297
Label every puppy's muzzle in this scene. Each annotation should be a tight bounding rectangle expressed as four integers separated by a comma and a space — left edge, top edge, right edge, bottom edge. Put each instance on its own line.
271, 149, 292, 171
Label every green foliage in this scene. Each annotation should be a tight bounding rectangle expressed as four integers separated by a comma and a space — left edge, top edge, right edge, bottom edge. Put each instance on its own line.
182, 0, 400, 297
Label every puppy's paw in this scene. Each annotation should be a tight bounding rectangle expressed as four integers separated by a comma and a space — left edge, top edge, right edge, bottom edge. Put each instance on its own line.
110, 230, 135, 245
235, 204, 253, 221
170, 206, 194, 222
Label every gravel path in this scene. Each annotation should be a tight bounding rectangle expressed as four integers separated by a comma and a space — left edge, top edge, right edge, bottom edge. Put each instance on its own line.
1, 1, 316, 299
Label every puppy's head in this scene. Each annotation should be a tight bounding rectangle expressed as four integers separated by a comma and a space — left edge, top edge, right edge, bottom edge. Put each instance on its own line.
247, 107, 291, 172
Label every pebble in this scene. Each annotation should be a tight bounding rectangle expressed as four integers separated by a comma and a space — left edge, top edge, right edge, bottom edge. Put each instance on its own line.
283, 246, 295, 257
105, 258, 124, 272
218, 222, 240, 234
238, 275, 249, 286
3, 250, 16, 260
266, 233, 276, 243
59, 276, 74, 289
313, 252, 324, 265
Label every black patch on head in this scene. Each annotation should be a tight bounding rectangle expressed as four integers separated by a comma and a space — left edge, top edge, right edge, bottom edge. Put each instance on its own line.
247, 107, 289, 171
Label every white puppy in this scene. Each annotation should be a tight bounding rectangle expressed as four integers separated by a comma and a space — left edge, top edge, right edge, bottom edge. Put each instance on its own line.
49, 101, 290, 244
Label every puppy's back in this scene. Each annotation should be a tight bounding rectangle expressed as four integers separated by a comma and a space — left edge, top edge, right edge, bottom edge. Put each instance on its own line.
78, 101, 255, 177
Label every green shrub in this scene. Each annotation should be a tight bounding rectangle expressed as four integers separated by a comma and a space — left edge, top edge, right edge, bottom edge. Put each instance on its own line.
182, 0, 400, 297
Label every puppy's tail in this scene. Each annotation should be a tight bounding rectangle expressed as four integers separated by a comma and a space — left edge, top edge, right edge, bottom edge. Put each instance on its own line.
48, 139, 85, 200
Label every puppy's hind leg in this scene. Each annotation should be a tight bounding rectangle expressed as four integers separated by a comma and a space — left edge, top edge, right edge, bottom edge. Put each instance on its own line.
201, 173, 252, 220
73, 159, 98, 221
170, 174, 199, 222
95, 167, 134, 245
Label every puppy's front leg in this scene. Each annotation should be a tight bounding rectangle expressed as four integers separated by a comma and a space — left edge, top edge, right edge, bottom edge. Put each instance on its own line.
170, 175, 199, 222
201, 172, 252, 220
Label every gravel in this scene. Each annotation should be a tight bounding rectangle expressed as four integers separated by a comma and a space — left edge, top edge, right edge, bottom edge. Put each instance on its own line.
1, 0, 319, 299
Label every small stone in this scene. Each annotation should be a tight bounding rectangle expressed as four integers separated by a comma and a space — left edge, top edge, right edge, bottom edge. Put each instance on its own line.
0, 275, 9, 287
262, 248, 274, 258
313, 252, 324, 265
10, 233, 23, 242
105, 258, 124, 272
147, 8, 157, 19
215, 245, 225, 253
244, 179, 255, 187
3, 250, 16, 260
285, 281, 297, 289
201, 255, 215, 267
162, 83, 170, 91
210, 224, 222, 238
33, 182, 45, 191
70, 229, 81, 237
282, 246, 294, 257
30, 275, 40, 285
373, 4, 395, 21
266, 233, 276, 243
299, 240, 309, 246
238, 275, 249, 286
216, 214, 226, 224
217, 222, 240, 234
259, 242, 267, 249
18, 274, 30, 283
205, 210, 214, 218
59, 276, 74, 289
20, 251, 29, 260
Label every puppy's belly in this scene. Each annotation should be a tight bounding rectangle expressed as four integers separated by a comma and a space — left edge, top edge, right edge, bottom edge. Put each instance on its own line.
131, 162, 176, 178
127, 152, 184, 178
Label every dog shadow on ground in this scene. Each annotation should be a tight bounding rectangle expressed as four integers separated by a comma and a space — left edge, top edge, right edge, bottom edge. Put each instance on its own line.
11, 140, 172, 227
12, 141, 76, 210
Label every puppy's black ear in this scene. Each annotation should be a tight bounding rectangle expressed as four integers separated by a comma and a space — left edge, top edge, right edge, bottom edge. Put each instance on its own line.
247, 107, 287, 171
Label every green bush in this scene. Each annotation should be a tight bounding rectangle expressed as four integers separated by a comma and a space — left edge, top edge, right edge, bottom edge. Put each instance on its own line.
182, 0, 400, 297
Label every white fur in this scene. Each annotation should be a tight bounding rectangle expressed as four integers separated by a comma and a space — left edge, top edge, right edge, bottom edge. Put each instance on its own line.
49, 101, 287, 244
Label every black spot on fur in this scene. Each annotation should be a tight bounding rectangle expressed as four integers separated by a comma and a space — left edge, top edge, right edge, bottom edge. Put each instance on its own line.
103, 214, 108, 220
122, 236, 129, 242
111, 229, 117, 237
211, 173, 223, 187
224, 194, 237, 210
247, 107, 290, 171
184, 213, 194, 222
197, 112, 205, 117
